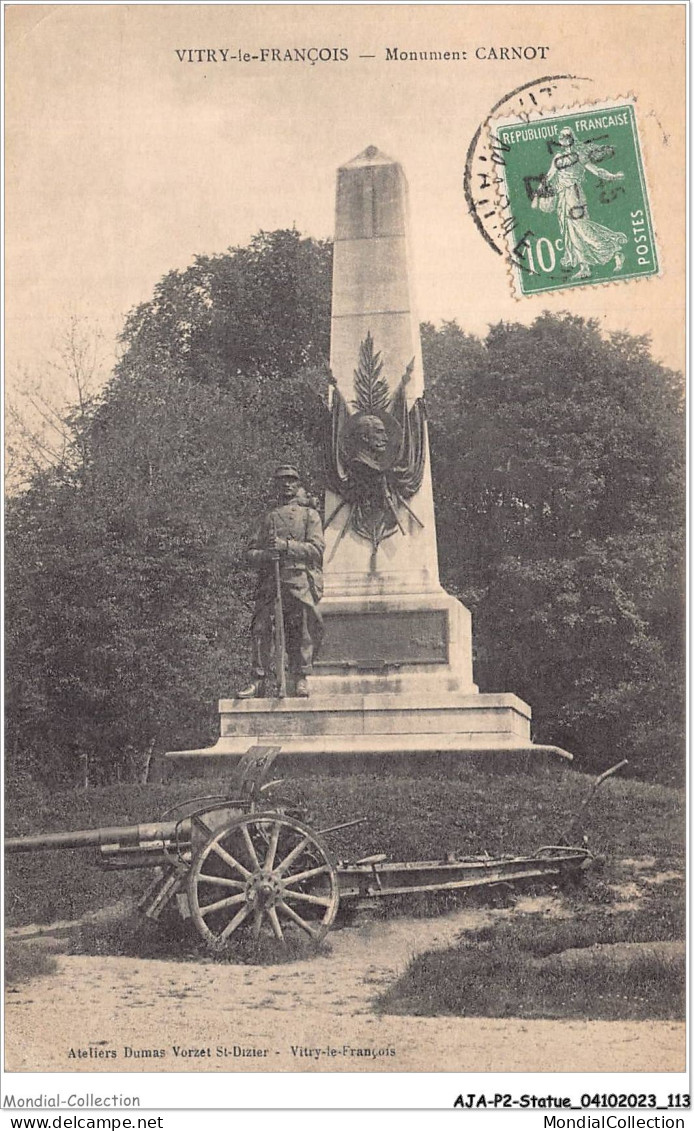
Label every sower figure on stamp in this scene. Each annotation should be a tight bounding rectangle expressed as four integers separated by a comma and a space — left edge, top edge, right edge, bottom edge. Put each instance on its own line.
238, 465, 324, 699
533, 127, 627, 281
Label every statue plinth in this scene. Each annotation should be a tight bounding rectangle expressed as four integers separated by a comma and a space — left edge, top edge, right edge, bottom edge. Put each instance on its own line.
164, 146, 572, 778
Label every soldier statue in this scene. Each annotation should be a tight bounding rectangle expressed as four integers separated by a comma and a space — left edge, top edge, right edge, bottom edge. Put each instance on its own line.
238, 465, 324, 699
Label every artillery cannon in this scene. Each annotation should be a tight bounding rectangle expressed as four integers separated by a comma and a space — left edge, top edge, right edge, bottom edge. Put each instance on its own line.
6, 749, 622, 954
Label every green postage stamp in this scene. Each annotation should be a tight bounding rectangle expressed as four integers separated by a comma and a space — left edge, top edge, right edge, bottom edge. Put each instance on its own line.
492, 100, 658, 296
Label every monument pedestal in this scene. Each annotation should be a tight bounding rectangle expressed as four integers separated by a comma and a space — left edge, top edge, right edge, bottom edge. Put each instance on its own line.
173, 691, 529, 753
161, 690, 572, 778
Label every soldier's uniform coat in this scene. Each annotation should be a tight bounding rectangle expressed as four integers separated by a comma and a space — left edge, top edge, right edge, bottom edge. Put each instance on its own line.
245, 500, 324, 679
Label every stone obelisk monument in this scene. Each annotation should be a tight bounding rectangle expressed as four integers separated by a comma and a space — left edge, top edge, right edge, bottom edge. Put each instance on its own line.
165, 146, 572, 772
325, 146, 438, 596
313, 145, 475, 699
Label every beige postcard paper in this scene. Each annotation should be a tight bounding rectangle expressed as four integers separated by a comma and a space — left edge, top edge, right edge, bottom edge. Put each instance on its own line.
4, 2, 686, 1089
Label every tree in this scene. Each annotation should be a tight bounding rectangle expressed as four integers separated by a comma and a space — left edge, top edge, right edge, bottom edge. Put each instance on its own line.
424, 313, 684, 782
116, 229, 332, 391
6, 232, 333, 787
6, 317, 106, 494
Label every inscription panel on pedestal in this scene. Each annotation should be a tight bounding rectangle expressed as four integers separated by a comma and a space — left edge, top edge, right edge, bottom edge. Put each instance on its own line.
316, 609, 449, 669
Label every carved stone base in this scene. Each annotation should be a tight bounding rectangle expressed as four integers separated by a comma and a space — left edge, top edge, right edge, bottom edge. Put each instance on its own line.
162, 691, 573, 777
215, 691, 531, 740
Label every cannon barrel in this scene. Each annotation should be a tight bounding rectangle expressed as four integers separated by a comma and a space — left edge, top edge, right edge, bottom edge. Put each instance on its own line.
5, 821, 183, 854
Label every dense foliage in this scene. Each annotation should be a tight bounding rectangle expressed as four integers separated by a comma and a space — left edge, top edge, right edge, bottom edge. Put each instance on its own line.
423, 315, 685, 782
6, 231, 685, 787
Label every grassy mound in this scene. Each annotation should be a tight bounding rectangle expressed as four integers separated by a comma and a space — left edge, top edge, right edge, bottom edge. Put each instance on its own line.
377, 881, 685, 1021
5, 939, 59, 986
63, 910, 329, 967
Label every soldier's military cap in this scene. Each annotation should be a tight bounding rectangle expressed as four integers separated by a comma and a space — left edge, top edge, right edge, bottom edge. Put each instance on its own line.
274, 465, 300, 479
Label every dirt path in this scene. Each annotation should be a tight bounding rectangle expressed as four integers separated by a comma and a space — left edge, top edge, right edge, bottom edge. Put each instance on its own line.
5, 895, 684, 1073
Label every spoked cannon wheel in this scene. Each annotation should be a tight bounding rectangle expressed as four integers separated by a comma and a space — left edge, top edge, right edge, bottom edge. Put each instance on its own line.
187, 812, 340, 951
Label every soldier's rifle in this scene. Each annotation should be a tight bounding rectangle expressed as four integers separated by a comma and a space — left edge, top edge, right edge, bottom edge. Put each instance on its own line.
270, 514, 287, 698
